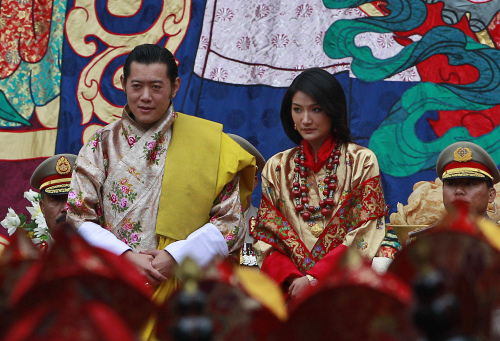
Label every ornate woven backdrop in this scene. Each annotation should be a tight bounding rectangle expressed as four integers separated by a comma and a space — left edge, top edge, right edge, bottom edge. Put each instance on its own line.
1, 0, 500, 237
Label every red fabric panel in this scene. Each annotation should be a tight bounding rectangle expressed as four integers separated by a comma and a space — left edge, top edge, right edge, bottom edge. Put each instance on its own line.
260, 250, 303, 289
307, 244, 347, 280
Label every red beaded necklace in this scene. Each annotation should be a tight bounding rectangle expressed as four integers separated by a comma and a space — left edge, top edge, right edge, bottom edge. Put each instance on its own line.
293, 141, 341, 221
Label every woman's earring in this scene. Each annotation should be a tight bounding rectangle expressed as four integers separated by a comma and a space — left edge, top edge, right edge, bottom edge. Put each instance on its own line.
294, 124, 297, 130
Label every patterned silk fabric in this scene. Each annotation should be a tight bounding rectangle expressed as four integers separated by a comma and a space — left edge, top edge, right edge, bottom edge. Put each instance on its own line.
253, 143, 386, 273
67, 105, 245, 254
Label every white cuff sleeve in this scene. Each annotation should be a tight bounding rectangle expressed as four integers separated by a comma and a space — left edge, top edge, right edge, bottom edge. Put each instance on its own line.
77, 221, 131, 255
164, 223, 228, 267
371, 256, 393, 274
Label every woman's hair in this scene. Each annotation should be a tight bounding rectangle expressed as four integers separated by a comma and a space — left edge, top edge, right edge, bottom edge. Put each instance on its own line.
123, 44, 178, 85
280, 68, 351, 145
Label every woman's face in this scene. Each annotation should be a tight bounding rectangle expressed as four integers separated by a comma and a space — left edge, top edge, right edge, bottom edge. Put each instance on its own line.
291, 91, 332, 152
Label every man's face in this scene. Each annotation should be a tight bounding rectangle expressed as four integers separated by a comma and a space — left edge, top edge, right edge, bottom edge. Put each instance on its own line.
120, 61, 181, 130
442, 178, 496, 217
40, 194, 68, 234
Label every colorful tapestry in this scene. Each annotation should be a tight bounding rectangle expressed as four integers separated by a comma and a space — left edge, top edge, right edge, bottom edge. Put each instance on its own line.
2, 0, 500, 238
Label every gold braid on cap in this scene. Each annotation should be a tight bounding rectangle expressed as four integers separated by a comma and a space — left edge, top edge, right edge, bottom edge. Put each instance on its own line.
442, 167, 493, 180
40, 177, 73, 190
44, 183, 71, 194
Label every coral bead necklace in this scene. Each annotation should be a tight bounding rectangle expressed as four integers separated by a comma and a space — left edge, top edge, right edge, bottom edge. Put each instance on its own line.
293, 141, 341, 222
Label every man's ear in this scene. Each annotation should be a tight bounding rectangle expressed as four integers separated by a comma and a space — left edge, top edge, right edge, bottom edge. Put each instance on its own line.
39, 198, 45, 214
171, 77, 181, 98
120, 74, 126, 94
253, 175, 259, 191
488, 187, 496, 203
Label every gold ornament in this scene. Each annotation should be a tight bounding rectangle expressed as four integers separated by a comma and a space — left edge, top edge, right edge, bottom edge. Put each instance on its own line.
249, 216, 256, 234
311, 223, 323, 238
453, 147, 472, 162
56, 156, 72, 175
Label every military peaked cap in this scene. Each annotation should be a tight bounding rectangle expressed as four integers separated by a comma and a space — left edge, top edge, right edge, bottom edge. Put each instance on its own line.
436, 141, 500, 184
30, 154, 78, 195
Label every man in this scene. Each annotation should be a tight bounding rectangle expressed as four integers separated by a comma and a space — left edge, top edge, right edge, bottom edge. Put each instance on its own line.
30, 154, 78, 236
66, 44, 255, 299
409, 141, 500, 240
438, 141, 499, 219
25, 154, 77, 253
226, 133, 266, 267
1, 154, 76, 254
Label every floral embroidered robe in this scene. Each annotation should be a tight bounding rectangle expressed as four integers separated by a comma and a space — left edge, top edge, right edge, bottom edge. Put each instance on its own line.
252, 143, 386, 286
66, 105, 245, 258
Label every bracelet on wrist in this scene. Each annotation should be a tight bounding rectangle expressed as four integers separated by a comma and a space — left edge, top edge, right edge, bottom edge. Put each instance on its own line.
305, 274, 318, 286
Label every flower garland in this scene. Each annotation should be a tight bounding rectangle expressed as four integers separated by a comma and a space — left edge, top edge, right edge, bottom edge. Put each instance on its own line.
1, 190, 49, 243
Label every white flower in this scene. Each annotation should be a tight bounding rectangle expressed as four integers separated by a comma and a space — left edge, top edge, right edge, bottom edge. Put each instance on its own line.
33, 210, 48, 240
33, 222, 50, 240
34, 213, 48, 230
1, 208, 21, 235
24, 190, 40, 205
26, 201, 43, 221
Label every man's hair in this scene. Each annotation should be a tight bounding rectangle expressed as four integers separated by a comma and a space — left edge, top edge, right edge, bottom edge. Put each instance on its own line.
123, 44, 178, 84
280, 67, 351, 145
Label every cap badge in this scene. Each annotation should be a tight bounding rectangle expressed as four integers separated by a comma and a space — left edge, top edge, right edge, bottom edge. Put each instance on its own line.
56, 156, 72, 175
453, 147, 472, 162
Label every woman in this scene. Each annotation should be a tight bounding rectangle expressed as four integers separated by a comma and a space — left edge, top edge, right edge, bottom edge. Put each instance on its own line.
252, 68, 386, 300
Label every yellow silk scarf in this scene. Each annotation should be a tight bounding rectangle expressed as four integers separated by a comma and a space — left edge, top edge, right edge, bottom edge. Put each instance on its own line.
155, 113, 256, 240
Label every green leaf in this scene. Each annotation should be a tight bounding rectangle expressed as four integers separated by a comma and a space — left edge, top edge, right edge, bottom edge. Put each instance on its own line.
0, 90, 31, 126
26, 221, 38, 230
18, 213, 28, 225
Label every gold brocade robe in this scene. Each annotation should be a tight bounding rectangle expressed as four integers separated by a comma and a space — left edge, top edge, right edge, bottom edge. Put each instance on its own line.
253, 143, 386, 272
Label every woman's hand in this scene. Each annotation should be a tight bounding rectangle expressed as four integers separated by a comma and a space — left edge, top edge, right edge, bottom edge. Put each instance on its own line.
122, 250, 167, 287
288, 276, 310, 300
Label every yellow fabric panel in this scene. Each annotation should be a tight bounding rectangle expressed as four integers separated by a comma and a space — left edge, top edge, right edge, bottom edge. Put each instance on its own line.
235, 266, 288, 321
156, 113, 222, 240
0, 130, 57, 160
478, 219, 500, 252
156, 113, 256, 240
216, 132, 256, 211
142, 236, 179, 341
